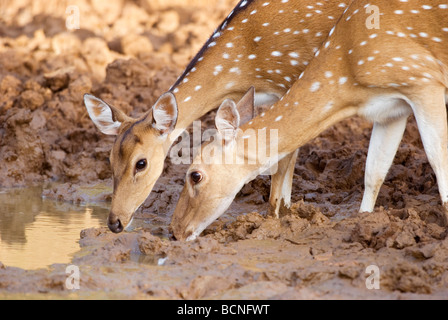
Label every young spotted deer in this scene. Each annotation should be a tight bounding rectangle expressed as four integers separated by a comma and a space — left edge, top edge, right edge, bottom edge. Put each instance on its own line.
83, 0, 349, 232
170, 0, 448, 240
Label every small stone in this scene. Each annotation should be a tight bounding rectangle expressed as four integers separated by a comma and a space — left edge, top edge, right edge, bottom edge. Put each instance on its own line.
20, 90, 45, 110
157, 10, 180, 33
121, 34, 153, 56
44, 67, 74, 91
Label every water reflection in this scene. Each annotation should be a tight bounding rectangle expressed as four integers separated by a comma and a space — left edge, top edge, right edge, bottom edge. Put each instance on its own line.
0, 187, 109, 270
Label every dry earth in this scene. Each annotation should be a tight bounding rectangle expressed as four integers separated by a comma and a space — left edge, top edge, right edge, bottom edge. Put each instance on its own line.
0, 0, 447, 299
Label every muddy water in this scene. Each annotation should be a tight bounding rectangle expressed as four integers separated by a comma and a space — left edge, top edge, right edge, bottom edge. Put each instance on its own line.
0, 187, 109, 270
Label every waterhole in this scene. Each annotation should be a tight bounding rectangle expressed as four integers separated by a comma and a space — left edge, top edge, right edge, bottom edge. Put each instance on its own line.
0, 187, 109, 270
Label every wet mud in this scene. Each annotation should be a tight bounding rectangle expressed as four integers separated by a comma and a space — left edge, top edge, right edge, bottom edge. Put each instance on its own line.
1, 0, 448, 299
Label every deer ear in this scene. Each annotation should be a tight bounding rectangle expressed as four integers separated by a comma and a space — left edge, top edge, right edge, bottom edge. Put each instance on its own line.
152, 92, 178, 136
236, 86, 255, 125
215, 98, 240, 142
84, 94, 129, 136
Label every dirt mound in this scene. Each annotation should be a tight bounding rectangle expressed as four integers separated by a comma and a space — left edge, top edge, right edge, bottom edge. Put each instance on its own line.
2, 199, 448, 298
0, 0, 234, 187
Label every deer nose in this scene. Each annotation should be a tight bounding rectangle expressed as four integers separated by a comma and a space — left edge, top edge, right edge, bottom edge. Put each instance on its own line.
172, 229, 193, 241
107, 214, 123, 233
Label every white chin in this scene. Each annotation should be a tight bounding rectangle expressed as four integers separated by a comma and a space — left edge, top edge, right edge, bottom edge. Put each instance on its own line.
185, 232, 198, 241
124, 217, 135, 232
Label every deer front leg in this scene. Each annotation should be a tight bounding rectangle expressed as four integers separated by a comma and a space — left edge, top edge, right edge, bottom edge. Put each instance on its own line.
268, 149, 299, 218
359, 116, 408, 213
411, 87, 448, 225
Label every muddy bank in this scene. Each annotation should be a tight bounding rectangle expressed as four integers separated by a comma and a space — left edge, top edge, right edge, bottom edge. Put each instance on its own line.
1, 202, 447, 299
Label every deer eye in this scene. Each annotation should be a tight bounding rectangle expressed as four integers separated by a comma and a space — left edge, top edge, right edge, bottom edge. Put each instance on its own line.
135, 159, 147, 173
190, 171, 203, 184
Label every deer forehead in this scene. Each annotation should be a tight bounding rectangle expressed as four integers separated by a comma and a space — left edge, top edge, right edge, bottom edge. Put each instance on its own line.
112, 120, 158, 164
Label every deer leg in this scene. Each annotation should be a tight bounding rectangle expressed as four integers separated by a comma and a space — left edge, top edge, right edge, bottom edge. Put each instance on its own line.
360, 116, 408, 213
268, 149, 299, 218
411, 87, 448, 225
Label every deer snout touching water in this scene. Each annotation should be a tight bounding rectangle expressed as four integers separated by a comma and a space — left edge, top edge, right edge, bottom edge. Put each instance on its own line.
171, 0, 448, 240
83, 0, 349, 232
84, 93, 178, 232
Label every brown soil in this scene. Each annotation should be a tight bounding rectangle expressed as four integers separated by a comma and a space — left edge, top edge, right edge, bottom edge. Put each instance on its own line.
1, 0, 448, 299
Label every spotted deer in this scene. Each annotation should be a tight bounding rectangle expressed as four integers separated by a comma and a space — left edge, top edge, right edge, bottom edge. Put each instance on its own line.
170, 0, 448, 240
84, 0, 349, 232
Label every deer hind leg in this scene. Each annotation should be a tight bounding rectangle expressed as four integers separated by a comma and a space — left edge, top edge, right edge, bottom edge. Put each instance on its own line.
360, 116, 408, 213
410, 86, 448, 224
268, 149, 299, 218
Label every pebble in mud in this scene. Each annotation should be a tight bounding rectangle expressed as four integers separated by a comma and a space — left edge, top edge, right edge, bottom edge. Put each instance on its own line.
138, 232, 169, 256
156, 10, 181, 34
120, 34, 154, 57
44, 67, 73, 92
0, 75, 22, 110
19, 90, 45, 110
